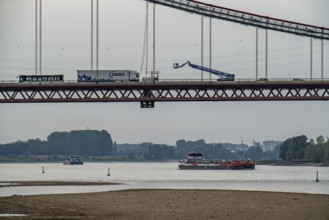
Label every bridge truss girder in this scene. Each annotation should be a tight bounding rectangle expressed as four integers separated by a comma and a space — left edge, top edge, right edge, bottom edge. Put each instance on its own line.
1, 82, 329, 104
144, 0, 329, 40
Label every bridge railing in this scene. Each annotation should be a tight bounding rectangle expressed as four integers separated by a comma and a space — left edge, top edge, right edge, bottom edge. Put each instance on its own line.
1, 78, 329, 85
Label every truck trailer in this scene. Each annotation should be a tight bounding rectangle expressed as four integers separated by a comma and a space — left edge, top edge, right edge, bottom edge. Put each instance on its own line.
77, 70, 139, 82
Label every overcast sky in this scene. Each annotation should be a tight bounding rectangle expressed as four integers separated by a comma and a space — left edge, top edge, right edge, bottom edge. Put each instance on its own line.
0, 0, 328, 146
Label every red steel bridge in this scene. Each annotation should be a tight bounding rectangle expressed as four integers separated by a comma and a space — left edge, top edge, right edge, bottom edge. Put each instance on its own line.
1, 80, 329, 108
1, 0, 329, 108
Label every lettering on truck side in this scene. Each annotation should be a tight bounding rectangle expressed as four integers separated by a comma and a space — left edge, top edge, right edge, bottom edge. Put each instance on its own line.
111, 72, 126, 76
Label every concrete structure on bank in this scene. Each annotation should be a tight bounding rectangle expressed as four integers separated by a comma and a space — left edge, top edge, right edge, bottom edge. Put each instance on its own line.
262, 140, 282, 152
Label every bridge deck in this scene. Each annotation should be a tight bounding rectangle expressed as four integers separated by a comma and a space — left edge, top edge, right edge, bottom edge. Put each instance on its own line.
1, 80, 329, 104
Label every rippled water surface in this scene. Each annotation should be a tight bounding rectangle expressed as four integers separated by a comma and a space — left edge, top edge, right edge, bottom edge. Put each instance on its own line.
0, 162, 328, 196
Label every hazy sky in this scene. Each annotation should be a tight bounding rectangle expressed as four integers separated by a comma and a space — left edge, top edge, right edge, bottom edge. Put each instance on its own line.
0, 0, 328, 145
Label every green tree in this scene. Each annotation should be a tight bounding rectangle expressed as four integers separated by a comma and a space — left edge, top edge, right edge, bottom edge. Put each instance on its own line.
304, 135, 327, 162
279, 135, 307, 161
113, 141, 118, 155
0, 141, 29, 155
127, 152, 135, 160
316, 135, 325, 145
46, 129, 113, 156
245, 146, 263, 160
323, 138, 329, 162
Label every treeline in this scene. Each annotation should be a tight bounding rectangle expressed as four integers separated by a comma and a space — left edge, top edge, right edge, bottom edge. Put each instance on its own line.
279, 135, 329, 162
175, 139, 238, 160
3, 130, 327, 162
0, 130, 113, 156
0, 132, 269, 161
175, 139, 276, 160
115, 139, 272, 160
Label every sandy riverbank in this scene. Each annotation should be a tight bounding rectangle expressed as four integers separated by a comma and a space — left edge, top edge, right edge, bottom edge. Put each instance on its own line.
0, 181, 119, 187
1, 185, 329, 220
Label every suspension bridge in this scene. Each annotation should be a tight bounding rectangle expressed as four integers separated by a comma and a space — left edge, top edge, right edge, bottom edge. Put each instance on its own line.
0, 0, 329, 108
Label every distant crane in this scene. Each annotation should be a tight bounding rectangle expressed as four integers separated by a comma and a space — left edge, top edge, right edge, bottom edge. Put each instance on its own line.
173, 61, 235, 81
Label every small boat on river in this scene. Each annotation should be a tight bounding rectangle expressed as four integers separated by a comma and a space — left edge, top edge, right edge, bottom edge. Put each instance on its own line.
63, 156, 83, 165
178, 152, 255, 170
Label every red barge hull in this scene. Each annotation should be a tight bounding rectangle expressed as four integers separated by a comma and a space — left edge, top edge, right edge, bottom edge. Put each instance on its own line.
178, 161, 255, 170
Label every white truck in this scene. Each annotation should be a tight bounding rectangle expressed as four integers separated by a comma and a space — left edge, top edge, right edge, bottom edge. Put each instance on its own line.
77, 70, 139, 82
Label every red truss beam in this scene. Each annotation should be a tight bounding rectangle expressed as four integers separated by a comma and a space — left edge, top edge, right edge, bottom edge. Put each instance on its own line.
1, 81, 329, 103
144, 0, 329, 40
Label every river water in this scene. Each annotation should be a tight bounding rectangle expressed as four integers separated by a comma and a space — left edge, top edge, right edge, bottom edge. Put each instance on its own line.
0, 162, 328, 197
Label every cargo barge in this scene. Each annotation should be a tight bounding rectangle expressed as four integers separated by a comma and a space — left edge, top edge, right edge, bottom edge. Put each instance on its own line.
178, 152, 255, 170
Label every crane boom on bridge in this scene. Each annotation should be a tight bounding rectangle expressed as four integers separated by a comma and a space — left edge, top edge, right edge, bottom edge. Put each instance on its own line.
173, 61, 235, 81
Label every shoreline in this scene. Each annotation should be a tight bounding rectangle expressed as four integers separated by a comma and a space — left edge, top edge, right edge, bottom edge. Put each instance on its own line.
257, 160, 329, 167
1, 180, 328, 197
1, 188, 328, 219
0, 180, 120, 187
1, 159, 328, 167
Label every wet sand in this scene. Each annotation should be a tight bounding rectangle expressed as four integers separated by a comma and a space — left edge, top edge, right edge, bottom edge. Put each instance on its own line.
0, 182, 329, 220
0, 181, 118, 187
